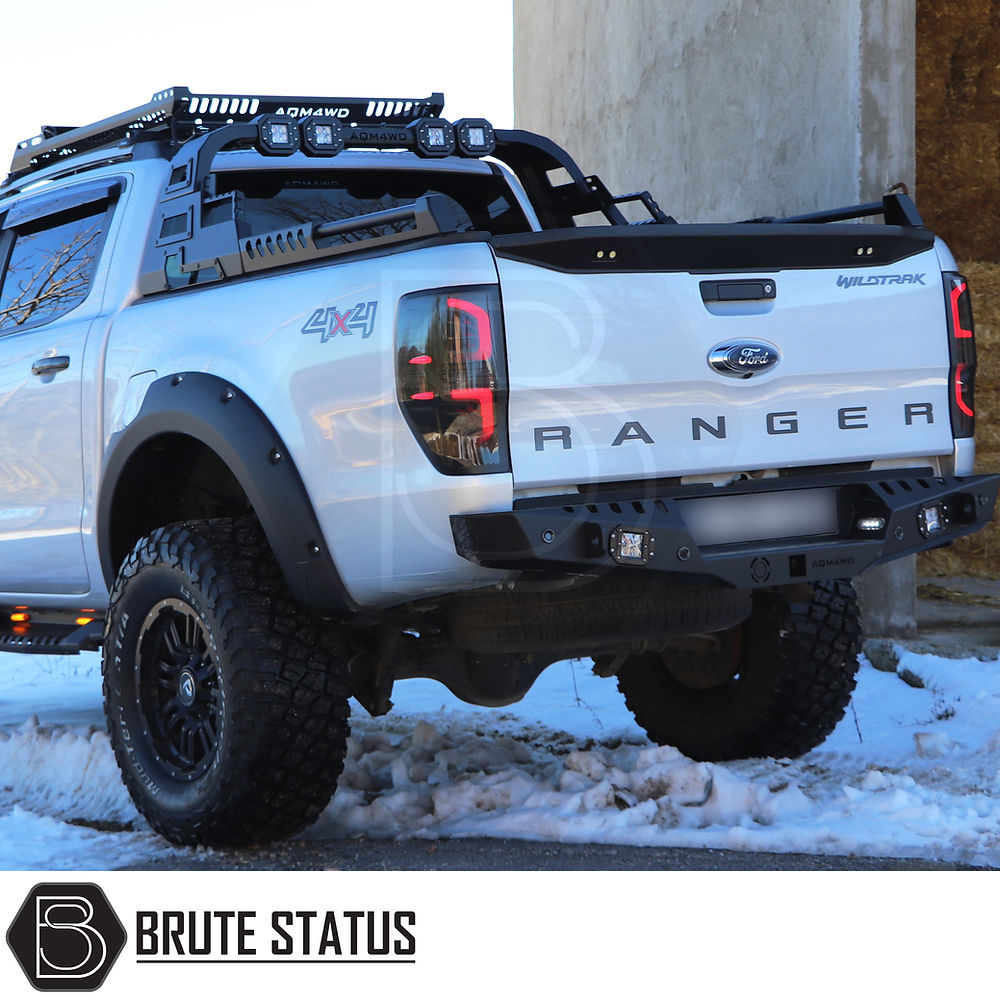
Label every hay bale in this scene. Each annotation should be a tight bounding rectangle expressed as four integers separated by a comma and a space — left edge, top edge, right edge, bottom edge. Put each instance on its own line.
919, 260, 1000, 578
915, 5, 1000, 576
916, 0, 1000, 262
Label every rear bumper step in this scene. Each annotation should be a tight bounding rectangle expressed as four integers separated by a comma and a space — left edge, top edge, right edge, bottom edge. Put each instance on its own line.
452, 473, 999, 589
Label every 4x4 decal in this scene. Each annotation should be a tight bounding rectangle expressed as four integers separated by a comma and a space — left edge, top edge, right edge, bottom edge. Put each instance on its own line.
301, 300, 378, 342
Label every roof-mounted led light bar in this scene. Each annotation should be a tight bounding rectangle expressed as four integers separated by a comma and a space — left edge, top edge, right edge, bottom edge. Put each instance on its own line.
256, 115, 496, 158
252, 112, 496, 160
5, 86, 449, 183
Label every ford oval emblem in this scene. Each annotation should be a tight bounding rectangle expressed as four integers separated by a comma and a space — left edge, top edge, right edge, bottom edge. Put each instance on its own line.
708, 340, 781, 379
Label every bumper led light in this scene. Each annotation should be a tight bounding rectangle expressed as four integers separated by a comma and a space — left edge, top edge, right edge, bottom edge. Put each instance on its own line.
856, 516, 886, 532
918, 504, 946, 538
609, 526, 655, 566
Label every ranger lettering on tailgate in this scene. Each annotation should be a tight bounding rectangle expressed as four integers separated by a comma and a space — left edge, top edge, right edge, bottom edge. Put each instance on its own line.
534, 401, 936, 450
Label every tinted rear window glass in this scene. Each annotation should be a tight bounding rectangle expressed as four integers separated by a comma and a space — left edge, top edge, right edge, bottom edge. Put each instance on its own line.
0, 204, 105, 331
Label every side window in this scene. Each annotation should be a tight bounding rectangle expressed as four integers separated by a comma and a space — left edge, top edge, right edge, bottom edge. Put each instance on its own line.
0, 203, 107, 332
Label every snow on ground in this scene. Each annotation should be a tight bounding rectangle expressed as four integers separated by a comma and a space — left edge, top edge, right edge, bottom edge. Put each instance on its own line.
2, 643, 1000, 869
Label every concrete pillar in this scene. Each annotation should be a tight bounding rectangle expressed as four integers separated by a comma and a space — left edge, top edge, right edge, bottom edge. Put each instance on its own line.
859, 1, 916, 203
858, 557, 917, 638
514, 0, 915, 215
514, 0, 918, 635
858, 3, 918, 637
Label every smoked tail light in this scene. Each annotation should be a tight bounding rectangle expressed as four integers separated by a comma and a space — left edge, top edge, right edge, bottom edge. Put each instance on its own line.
395, 285, 510, 474
944, 272, 976, 439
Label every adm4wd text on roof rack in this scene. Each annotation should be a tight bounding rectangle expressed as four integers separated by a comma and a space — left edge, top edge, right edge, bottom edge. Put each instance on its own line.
275, 106, 354, 117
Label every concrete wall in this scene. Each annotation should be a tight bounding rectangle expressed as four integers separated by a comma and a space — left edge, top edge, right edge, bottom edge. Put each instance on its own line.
513, 0, 918, 635
514, 0, 914, 223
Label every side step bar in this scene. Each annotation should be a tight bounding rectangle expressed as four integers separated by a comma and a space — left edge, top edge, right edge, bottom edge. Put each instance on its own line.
0, 620, 104, 655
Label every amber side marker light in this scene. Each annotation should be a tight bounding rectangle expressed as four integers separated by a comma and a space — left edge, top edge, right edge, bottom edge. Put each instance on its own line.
10, 612, 30, 623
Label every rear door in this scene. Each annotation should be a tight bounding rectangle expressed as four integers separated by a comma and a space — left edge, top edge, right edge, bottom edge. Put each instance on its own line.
0, 183, 118, 594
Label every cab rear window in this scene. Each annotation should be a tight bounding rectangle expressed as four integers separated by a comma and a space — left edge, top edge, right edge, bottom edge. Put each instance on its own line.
0, 203, 107, 332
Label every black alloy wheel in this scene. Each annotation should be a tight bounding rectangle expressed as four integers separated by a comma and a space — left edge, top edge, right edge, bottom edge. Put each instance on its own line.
135, 597, 223, 783
103, 517, 350, 847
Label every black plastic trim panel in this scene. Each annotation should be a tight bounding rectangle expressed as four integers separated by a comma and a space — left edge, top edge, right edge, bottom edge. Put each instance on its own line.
491, 223, 935, 274
97, 373, 357, 613
3, 178, 123, 228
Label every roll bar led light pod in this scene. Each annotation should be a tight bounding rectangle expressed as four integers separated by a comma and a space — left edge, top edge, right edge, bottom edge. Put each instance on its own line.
414, 118, 456, 157
252, 111, 494, 160
455, 118, 496, 156
257, 115, 300, 155
301, 118, 345, 156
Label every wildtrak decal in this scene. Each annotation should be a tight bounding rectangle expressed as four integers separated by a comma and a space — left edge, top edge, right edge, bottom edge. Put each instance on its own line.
837, 273, 926, 287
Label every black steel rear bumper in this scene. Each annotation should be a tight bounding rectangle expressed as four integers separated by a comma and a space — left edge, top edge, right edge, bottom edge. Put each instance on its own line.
451, 471, 999, 589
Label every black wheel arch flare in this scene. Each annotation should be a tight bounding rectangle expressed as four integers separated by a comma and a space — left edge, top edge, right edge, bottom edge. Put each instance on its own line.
97, 372, 357, 613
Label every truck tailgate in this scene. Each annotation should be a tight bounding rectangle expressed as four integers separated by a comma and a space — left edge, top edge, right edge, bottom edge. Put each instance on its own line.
492, 226, 951, 490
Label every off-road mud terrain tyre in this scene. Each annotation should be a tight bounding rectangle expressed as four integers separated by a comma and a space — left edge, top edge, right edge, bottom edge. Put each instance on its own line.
102, 517, 350, 847
611, 579, 862, 762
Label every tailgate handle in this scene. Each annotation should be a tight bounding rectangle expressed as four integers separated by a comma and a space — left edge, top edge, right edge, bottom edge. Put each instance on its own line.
700, 279, 776, 302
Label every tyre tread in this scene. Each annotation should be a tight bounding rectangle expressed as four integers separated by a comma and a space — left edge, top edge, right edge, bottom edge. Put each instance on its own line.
617, 579, 862, 762
103, 517, 349, 847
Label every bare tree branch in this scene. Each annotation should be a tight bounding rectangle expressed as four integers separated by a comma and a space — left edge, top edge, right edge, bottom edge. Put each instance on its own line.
0, 223, 101, 329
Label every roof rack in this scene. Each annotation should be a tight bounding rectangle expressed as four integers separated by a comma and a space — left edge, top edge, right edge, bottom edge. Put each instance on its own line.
6, 86, 445, 184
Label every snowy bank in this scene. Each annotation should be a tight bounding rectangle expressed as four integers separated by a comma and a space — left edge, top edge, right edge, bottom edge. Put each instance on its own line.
2, 645, 1000, 869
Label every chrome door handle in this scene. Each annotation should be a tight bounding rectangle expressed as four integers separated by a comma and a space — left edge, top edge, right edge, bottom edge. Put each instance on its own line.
31, 356, 70, 376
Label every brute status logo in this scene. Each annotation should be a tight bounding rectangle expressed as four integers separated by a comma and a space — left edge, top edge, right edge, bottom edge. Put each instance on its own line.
135, 908, 416, 962
6, 883, 127, 991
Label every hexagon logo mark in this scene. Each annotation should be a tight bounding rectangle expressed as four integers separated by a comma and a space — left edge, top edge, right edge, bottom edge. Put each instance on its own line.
7, 882, 127, 991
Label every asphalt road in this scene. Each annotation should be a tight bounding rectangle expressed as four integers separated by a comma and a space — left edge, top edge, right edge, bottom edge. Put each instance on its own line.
117, 836, 988, 871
